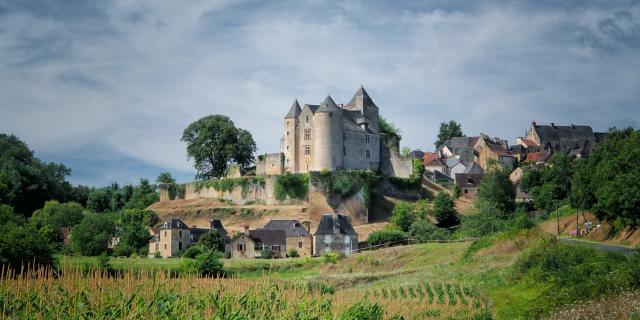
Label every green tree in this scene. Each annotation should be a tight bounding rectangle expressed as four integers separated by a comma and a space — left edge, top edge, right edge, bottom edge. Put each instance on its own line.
0, 205, 54, 271
477, 167, 516, 213
124, 179, 158, 210
71, 214, 116, 256
408, 220, 451, 241
378, 117, 400, 138
195, 250, 226, 277
367, 230, 407, 246
390, 202, 416, 232
0, 134, 72, 216
434, 120, 464, 149
531, 183, 562, 213
432, 192, 459, 228
156, 172, 178, 200
457, 201, 505, 237
181, 115, 257, 179
30, 200, 84, 231
198, 230, 226, 253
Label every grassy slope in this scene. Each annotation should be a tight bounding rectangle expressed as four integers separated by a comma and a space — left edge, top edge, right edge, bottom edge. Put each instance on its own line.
57, 228, 544, 319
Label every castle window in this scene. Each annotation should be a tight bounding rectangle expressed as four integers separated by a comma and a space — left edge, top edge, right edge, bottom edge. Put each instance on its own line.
179, 231, 182, 237
343, 146, 346, 156
286, 145, 289, 150
178, 242, 182, 251
298, 242, 303, 248
155, 243, 159, 251
304, 145, 311, 155
286, 131, 289, 136
164, 244, 167, 250
365, 149, 371, 158
287, 121, 289, 126
304, 129, 311, 140
305, 116, 310, 124
365, 135, 370, 143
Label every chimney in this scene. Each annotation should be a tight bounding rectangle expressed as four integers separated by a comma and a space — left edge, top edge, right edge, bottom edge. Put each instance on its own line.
571, 124, 576, 129
532, 121, 537, 127
551, 122, 556, 128
302, 221, 311, 233
243, 225, 249, 235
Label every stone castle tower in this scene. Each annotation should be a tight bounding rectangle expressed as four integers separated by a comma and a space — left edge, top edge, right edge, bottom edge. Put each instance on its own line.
282, 86, 381, 173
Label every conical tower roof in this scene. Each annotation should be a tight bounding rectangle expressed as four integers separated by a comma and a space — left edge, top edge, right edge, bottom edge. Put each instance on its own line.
345, 85, 376, 108
317, 95, 338, 113
284, 99, 302, 119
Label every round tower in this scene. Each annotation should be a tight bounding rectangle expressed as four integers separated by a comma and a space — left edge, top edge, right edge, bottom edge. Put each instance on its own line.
314, 96, 340, 171
283, 100, 301, 173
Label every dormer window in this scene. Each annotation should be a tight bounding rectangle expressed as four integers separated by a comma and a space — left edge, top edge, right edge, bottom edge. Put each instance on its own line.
365, 135, 370, 143
305, 116, 310, 124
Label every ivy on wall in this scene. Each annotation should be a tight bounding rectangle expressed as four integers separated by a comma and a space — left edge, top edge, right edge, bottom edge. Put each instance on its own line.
194, 176, 267, 199
274, 173, 309, 201
309, 170, 379, 209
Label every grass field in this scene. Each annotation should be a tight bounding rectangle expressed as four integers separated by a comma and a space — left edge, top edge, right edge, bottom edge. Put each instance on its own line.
14, 225, 637, 319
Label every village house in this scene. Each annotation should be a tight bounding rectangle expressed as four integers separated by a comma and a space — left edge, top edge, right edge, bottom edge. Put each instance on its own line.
523, 122, 606, 158
261, 220, 313, 257
423, 152, 447, 178
148, 218, 229, 258
438, 137, 478, 163
314, 213, 358, 256
230, 226, 287, 259
455, 173, 484, 198
473, 134, 515, 171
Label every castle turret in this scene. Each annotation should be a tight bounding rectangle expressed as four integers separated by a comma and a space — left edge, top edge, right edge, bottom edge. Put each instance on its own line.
314, 96, 342, 171
283, 100, 301, 172
344, 85, 379, 133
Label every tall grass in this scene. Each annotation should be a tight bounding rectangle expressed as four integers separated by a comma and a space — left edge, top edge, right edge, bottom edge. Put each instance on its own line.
0, 266, 491, 319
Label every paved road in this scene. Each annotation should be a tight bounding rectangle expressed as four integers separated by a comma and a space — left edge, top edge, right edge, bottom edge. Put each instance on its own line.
559, 238, 637, 256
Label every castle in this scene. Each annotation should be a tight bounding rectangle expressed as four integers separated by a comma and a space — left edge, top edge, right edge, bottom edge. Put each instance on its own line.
281, 86, 381, 173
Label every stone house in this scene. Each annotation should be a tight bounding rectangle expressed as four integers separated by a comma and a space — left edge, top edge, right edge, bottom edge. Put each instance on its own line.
455, 173, 484, 198
148, 218, 229, 258
446, 158, 467, 181
438, 137, 479, 161
261, 220, 313, 257
230, 227, 287, 259
282, 86, 381, 173
423, 152, 447, 177
314, 213, 358, 256
473, 134, 515, 171
524, 122, 606, 158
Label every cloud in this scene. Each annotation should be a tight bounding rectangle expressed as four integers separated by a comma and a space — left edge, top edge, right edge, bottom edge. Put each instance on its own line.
1, 0, 639, 186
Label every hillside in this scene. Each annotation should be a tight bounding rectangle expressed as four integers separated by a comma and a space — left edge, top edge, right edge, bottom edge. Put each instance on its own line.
147, 198, 389, 239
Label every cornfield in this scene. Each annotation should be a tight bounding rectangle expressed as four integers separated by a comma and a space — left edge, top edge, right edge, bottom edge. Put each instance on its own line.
0, 266, 492, 319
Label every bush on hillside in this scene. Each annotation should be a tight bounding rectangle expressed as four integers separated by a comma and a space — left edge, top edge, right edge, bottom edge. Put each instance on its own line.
390, 202, 416, 232
513, 238, 640, 318
408, 220, 451, 241
287, 249, 299, 258
367, 230, 407, 247
432, 192, 459, 228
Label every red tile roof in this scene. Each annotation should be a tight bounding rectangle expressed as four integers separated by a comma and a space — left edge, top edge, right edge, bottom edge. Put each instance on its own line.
423, 152, 440, 165
525, 151, 549, 163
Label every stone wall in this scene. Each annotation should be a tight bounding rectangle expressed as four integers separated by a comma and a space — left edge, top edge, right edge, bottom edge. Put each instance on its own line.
256, 153, 284, 176
380, 135, 413, 178
185, 176, 279, 205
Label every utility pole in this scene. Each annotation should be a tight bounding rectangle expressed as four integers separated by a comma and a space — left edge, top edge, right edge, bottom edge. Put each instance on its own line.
556, 202, 560, 239
576, 208, 579, 238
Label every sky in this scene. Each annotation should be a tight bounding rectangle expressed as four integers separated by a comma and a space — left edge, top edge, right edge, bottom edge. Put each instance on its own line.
1, 0, 639, 186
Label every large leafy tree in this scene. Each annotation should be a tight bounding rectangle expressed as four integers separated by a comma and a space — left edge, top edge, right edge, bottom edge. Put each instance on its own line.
198, 230, 226, 253
477, 167, 516, 213
390, 202, 416, 232
571, 128, 640, 225
434, 120, 464, 149
30, 200, 84, 231
0, 204, 54, 270
71, 214, 116, 256
0, 134, 72, 216
181, 115, 257, 180
432, 192, 459, 228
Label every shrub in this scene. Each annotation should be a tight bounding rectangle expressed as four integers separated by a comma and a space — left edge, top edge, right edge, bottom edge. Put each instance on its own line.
195, 250, 226, 277
453, 185, 462, 198
275, 173, 308, 201
432, 192, 459, 228
181, 245, 203, 259
408, 220, 451, 241
97, 252, 112, 272
198, 230, 226, 253
287, 249, 299, 258
390, 202, 416, 232
260, 248, 274, 259
367, 230, 407, 246
323, 252, 345, 264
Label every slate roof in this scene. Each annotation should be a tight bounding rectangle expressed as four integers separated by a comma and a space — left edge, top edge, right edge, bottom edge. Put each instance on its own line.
344, 85, 377, 109
533, 123, 596, 143
441, 137, 479, 151
317, 96, 338, 113
303, 104, 320, 114
464, 162, 484, 174
446, 158, 462, 168
249, 229, 287, 246
285, 100, 302, 119
262, 219, 311, 237
210, 219, 228, 237
455, 173, 484, 188
510, 145, 526, 154
315, 214, 357, 236
159, 218, 189, 229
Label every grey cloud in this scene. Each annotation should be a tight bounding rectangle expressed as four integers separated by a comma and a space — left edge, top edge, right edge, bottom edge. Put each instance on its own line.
1, 0, 639, 186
